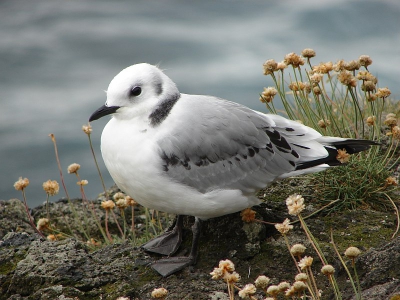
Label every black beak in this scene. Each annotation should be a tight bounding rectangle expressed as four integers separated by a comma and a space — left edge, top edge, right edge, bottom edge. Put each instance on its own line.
89, 105, 120, 122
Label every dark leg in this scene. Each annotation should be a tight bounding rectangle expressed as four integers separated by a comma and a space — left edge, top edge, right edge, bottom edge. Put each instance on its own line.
141, 215, 184, 256
151, 217, 202, 277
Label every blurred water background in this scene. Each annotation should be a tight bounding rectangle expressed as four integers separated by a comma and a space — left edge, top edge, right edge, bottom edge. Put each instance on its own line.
1, 0, 399, 208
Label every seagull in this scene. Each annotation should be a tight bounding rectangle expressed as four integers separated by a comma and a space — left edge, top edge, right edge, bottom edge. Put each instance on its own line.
89, 63, 377, 276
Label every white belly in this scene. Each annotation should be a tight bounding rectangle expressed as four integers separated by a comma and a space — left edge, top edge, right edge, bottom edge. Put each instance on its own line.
101, 118, 260, 219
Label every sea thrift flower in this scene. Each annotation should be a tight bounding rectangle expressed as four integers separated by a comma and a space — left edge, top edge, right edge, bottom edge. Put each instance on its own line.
366, 116, 376, 126
344, 60, 361, 71
310, 73, 323, 84
219, 259, 235, 272
275, 218, 293, 234
276, 61, 287, 71
42, 180, 60, 196
313, 86, 322, 95
238, 284, 256, 299
385, 177, 398, 186
101, 200, 115, 210
344, 246, 361, 259
225, 271, 241, 283
338, 71, 357, 87
47, 234, 57, 241
241, 208, 256, 222
113, 192, 126, 201
293, 281, 307, 292
263, 59, 278, 75
260, 87, 278, 103
298, 256, 313, 270
125, 196, 138, 206
361, 80, 376, 92
210, 267, 224, 280
37, 218, 50, 231
366, 94, 377, 102
14, 177, 30, 191
313, 62, 333, 74
321, 264, 335, 275
82, 124, 93, 134
290, 244, 306, 256
356, 71, 376, 83
116, 198, 129, 209
295, 273, 308, 282
288, 81, 306, 91
151, 287, 168, 299
284, 52, 305, 68
384, 114, 397, 127
67, 163, 81, 174
376, 87, 391, 99
333, 59, 346, 72
318, 119, 331, 128
301, 48, 316, 58
336, 149, 350, 163
77, 180, 88, 186
255, 275, 270, 289
266, 285, 279, 296
286, 194, 305, 216
391, 126, 400, 139
359, 55, 372, 67
278, 281, 291, 292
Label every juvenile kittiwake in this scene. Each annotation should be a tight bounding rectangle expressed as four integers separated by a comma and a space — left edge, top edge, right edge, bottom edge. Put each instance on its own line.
89, 63, 377, 276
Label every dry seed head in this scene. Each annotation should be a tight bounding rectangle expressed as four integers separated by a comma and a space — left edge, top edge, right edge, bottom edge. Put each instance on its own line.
113, 192, 126, 201
14, 177, 30, 191
298, 256, 313, 270
266, 285, 279, 296
290, 244, 306, 256
336, 149, 350, 164
285, 286, 296, 297
101, 200, 115, 210
286, 194, 305, 216
318, 119, 331, 129
37, 218, 50, 231
116, 198, 129, 209
277, 281, 291, 292
293, 281, 307, 292
276, 61, 287, 71
219, 259, 235, 272
82, 124, 93, 135
43, 180, 60, 196
361, 80, 376, 92
263, 59, 278, 75
275, 218, 293, 234
67, 163, 81, 174
321, 264, 335, 275
260, 87, 278, 103
359, 55, 372, 67
255, 275, 270, 289
313, 86, 322, 95
301, 48, 316, 58
224, 271, 241, 283
392, 126, 400, 139
384, 114, 397, 127
284, 52, 305, 68
345, 60, 361, 71
77, 179, 88, 186
125, 196, 138, 206
295, 273, 308, 282
310, 73, 323, 84
151, 287, 168, 299
116, 297, 129, 300
385, 176, 398, 186
338, 71, 356, 86
367, 93, 377, 102
376, 87, 391, 98
210, 267, 224, 280
333, 59, 346, 72
344, 246, 361, 259
238, 284, 256, 299
47, 234, 57, 241
289, 81, 306, 91
313, 62, 333, 74
240, 208, 256, 223
366, 116, 376, 126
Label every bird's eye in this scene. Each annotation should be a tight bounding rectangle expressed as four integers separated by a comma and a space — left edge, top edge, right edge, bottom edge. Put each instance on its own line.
129, 86, 142, 97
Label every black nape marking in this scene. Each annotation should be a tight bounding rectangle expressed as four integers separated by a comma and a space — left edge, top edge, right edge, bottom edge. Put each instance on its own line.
149, 93, 180, 126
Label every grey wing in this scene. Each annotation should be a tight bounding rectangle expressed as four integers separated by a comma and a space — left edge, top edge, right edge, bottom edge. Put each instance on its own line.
156, 96, 316, 194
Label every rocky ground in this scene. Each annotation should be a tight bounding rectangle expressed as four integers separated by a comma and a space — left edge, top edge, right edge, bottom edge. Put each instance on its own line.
1, 181, 399, 300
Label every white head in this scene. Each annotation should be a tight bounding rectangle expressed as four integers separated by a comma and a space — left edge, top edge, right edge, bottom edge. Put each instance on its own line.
89, 63, 180, 122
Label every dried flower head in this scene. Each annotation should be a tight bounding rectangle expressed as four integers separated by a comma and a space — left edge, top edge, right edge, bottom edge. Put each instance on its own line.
225, 271, 241, 283
298, 256, 313, 270
318, 119, 331, 129
77, 180, 88, 186
285, 286, 296, 297
113, 192, 126, 201
37, 218, 50, 231
344, 246, 361, 259
293, 281, 307, 292
385, 176, 398, 186
310, 73, 324, 84
376, 87, 391, 99
14, 177, 30, 191
260, 87, 278, 103
384, 114, 397, 127
321, 264, 335, 275
47, 234, 57, 241
277, 281, 291, 292
336, 149, 350, 163
42, 180, 59, 196
210, 267, 224, 280
286, 194, 305, 216
238, 284, 256, 299
338, 71, 357, 87
359, 55, 372, 67
313, 62, 333, 74
290, 244, 306, 256
313, 86, 322, 95
151, 287, 168, 299
241, 208, 256, 223
116, 198, 129, 209
67, 163, 81, 174
295, 273, 308, 282
82, 124, 93, 135
289, 81, 306, 91
391, 126, 400, 139
101, 200, 115, 210
219, 259, 235, 272
333, 59, 346, 72
361, 80, 376, 92
275, 218, 293, 234
301, 48, 316, 58
263, 59, 278, 75
255, 275, 270, 289
284, 52, 305, 68
276, 61, 287, 71
366, 116, 376, 126
266, 285, 279, 296
344, 60, 361, 71
116, 297, 129, 300
125, 196, 138, 207
367, 93, 377, 102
